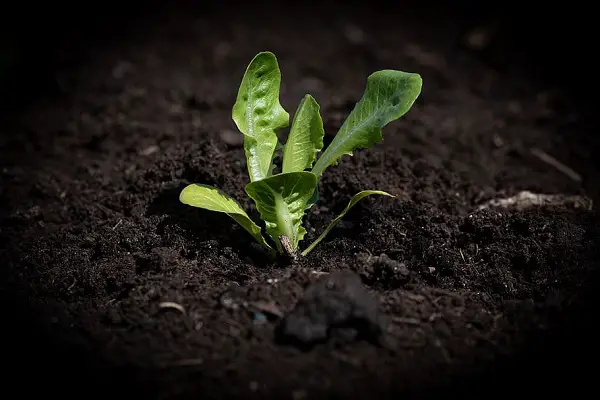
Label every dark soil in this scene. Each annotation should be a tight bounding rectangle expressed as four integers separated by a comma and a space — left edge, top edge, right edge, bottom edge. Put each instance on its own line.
2, 3, 599, 399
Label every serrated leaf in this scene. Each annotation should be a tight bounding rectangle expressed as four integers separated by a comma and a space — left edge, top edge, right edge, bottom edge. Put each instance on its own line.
245, 171, 318, 252
179, 184, 274, 252
311, 70, 422, 177
301, 190, 395, 256
282, 94, 324, 173
232, 51, 290, 182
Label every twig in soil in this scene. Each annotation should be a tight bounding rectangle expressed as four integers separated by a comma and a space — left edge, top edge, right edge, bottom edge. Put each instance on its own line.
403, 292, 427, 302
155, 358, 204, 368
158, 301, 186, 314
429, 287, 465, 299
111, 219, 123, 230
67, 279, 77, 292
391, 316, 422, 325
476, 190, 593, 212
433, 338, 452, 363
249, 300, 284, 319
428, 312, 442, 322
140, 145, 159, 156
331, 350, 361, 367
530, 147, 582, 182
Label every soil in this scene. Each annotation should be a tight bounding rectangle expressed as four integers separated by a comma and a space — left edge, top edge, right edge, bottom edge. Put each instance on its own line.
2, 3, 599, 399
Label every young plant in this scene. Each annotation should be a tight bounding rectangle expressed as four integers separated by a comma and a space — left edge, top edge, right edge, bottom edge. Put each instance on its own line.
180, 51, 422, 258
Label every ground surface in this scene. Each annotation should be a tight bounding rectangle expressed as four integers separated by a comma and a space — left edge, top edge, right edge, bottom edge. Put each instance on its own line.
1, 4, 599, 399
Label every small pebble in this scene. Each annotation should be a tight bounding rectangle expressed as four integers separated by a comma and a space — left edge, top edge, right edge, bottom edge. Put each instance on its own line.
140, 145, 159, 156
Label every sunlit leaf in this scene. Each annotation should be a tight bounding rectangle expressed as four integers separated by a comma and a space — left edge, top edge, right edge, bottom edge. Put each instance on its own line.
311, 70, 422, 177
282, 94, 324, 173
232, 51, 289, 182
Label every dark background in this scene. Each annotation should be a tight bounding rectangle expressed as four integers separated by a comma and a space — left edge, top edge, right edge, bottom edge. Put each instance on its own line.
1, 0, 597, 397
0, 1, 597, 109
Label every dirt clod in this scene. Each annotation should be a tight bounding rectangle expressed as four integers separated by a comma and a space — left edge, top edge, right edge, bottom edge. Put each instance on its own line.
278, 270, 384, 345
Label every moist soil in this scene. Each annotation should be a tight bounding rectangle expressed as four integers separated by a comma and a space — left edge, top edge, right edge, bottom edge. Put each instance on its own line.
1, 3, 599, 399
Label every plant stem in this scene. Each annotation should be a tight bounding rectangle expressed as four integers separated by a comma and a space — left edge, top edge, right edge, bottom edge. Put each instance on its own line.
274, 193, 295, 250
278, 235, 297, 259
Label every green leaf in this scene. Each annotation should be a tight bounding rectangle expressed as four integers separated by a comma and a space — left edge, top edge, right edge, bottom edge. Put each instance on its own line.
305, 185, 320, 211
301, 190, 395, 256
179, 184, 274, 252
232, 51, 290, 182
311, 70, 422, 177
245, 171, 318, 252
282, 94, 324, 173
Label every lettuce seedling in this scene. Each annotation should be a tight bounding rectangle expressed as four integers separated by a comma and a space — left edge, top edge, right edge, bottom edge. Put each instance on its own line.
180, 51, 422, 258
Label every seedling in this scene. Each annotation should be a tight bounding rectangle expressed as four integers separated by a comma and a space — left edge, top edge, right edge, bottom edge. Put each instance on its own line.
180, 51, 422, 258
